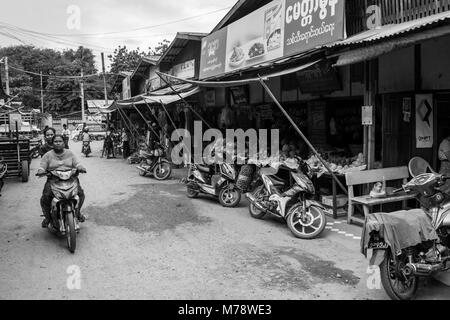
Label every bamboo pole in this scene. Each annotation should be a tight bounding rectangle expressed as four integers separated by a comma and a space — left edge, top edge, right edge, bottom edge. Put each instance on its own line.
116, 107, 149, 149
258, 77, 348, 195
131, 102, 160, 138
156, 73, 212, 129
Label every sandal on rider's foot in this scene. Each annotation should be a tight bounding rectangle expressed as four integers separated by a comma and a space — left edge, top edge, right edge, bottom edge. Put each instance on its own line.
41, 218, 50, 228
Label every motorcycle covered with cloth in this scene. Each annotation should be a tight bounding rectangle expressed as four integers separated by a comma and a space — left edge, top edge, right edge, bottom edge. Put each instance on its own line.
363, 157, 450, 300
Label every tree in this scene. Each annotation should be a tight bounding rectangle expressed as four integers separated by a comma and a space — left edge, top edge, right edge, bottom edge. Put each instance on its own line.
153, 39, 171, 56
108, 39, 171, 74
108, 46, 151, 74
45, 47, 103, 113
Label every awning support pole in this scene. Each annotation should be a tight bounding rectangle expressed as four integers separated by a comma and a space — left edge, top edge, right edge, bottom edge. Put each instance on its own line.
258, 77, 348, 196
159, 101, 179, 135
157, 74, 212, 129
117, 106, 150, 149
132, 102, 160, 138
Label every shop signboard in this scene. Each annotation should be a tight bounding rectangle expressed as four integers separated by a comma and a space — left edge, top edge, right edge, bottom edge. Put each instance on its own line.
171, 59, 196, 79
205, 90, 216, 107
296, 60, 341, 93
122, 76, 131, 99
199, 0, 345, 79
361, 106, 373, 126
230, 86, 249, 105
416, 94, 434, 149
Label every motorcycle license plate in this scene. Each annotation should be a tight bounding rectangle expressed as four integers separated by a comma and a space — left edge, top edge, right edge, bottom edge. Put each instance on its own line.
368, 241, 389, 249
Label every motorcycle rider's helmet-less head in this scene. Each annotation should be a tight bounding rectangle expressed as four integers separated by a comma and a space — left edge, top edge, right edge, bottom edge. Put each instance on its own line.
52, 135, 65, 152
44, 127, 56, 144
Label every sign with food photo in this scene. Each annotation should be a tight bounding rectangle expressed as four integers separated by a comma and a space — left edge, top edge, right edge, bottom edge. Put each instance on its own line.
199, 0, 345, 79
224, 0, 285, 74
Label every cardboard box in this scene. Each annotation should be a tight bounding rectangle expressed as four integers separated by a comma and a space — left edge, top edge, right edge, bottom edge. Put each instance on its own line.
321, 195, 348, 208
324, 207, 347, 218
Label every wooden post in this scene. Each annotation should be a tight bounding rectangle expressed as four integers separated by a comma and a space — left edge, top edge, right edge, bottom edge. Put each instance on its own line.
101, 53, 110, 130
259, 77, 348, 195
40, 71, 44, 114
4, 57, 10, 95
364, 59, 378, 170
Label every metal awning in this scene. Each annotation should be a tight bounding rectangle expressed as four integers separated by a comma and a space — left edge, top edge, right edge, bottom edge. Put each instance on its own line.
329, 11, 450, 66
86, 100, 115, 114
149, 83, 194, 95
112, 85, 200, 108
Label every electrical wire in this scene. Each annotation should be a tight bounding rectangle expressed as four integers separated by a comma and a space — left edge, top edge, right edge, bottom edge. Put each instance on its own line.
0, 24, 116, 54
0, 7, 230, 38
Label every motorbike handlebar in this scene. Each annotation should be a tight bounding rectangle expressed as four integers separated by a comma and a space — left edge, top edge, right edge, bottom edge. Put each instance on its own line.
392, 187, 406, 194
36, 168, 86, 177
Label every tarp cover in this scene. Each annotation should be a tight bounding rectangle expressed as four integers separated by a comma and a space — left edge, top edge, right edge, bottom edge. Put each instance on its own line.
361, 209, 439, 258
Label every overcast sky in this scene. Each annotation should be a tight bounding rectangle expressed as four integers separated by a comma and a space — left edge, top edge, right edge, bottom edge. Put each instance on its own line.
0, 0, 238, 68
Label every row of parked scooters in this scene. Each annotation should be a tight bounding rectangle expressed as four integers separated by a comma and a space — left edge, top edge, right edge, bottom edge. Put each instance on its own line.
181, 157, 327, 240
134, 142, 326, 239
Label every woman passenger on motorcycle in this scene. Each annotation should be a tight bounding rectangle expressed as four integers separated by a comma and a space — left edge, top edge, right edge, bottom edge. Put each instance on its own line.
37, 135, 87, 228
39, 127, 56, 157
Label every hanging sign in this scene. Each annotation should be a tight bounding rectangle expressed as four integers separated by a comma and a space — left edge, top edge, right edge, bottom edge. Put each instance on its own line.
416, 94, 434, 149
362, 106, 373, 125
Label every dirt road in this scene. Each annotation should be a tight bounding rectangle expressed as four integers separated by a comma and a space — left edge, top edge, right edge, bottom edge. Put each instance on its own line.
0, 141, 449, 300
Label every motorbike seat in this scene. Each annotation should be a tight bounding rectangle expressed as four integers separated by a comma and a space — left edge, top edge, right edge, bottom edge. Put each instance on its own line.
268, 175, 286, 186
197, 165, 213, 174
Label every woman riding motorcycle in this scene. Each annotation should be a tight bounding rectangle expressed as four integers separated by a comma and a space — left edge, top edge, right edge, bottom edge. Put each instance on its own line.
38, 135, 87, 228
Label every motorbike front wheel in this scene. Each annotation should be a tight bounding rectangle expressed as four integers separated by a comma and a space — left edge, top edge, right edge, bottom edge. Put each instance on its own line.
219, 186, 241, 208
379, 249, 419, 300
286, 204, 326, 239
153, 161, 172, 180
186, 185, 199, 198
248, 185, 267, 219
65, 212, 77, 254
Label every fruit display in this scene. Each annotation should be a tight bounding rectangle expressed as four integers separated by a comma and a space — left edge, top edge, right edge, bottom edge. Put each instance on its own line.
306, 152, 367, 175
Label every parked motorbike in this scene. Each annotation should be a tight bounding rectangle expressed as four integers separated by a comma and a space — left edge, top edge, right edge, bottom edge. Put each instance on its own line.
183, 162, 241, 207
0, 157, 7, 196
136, 143, 172, 180
82, 141, 91, 157
246, 158, 327, 239
366, 157, 450, 300
37, 169, 85, 253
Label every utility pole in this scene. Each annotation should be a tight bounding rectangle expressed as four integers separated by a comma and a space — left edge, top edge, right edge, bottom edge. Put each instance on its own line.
40, 71, 44, 113
79, 46, 85, 125
101, 52, 110, 129
80, 69, 85, 124
4, 57, 10, 95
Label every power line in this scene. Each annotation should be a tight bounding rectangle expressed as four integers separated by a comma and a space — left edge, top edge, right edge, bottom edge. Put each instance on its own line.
0, 7, 230, 38
1, 63, 121, 79
0, 24, 117, 54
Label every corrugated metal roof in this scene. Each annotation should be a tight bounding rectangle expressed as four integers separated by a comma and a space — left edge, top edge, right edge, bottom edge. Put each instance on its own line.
329, 10, 450, 48
158, 32, 206, 64
86, 100, 114, 114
